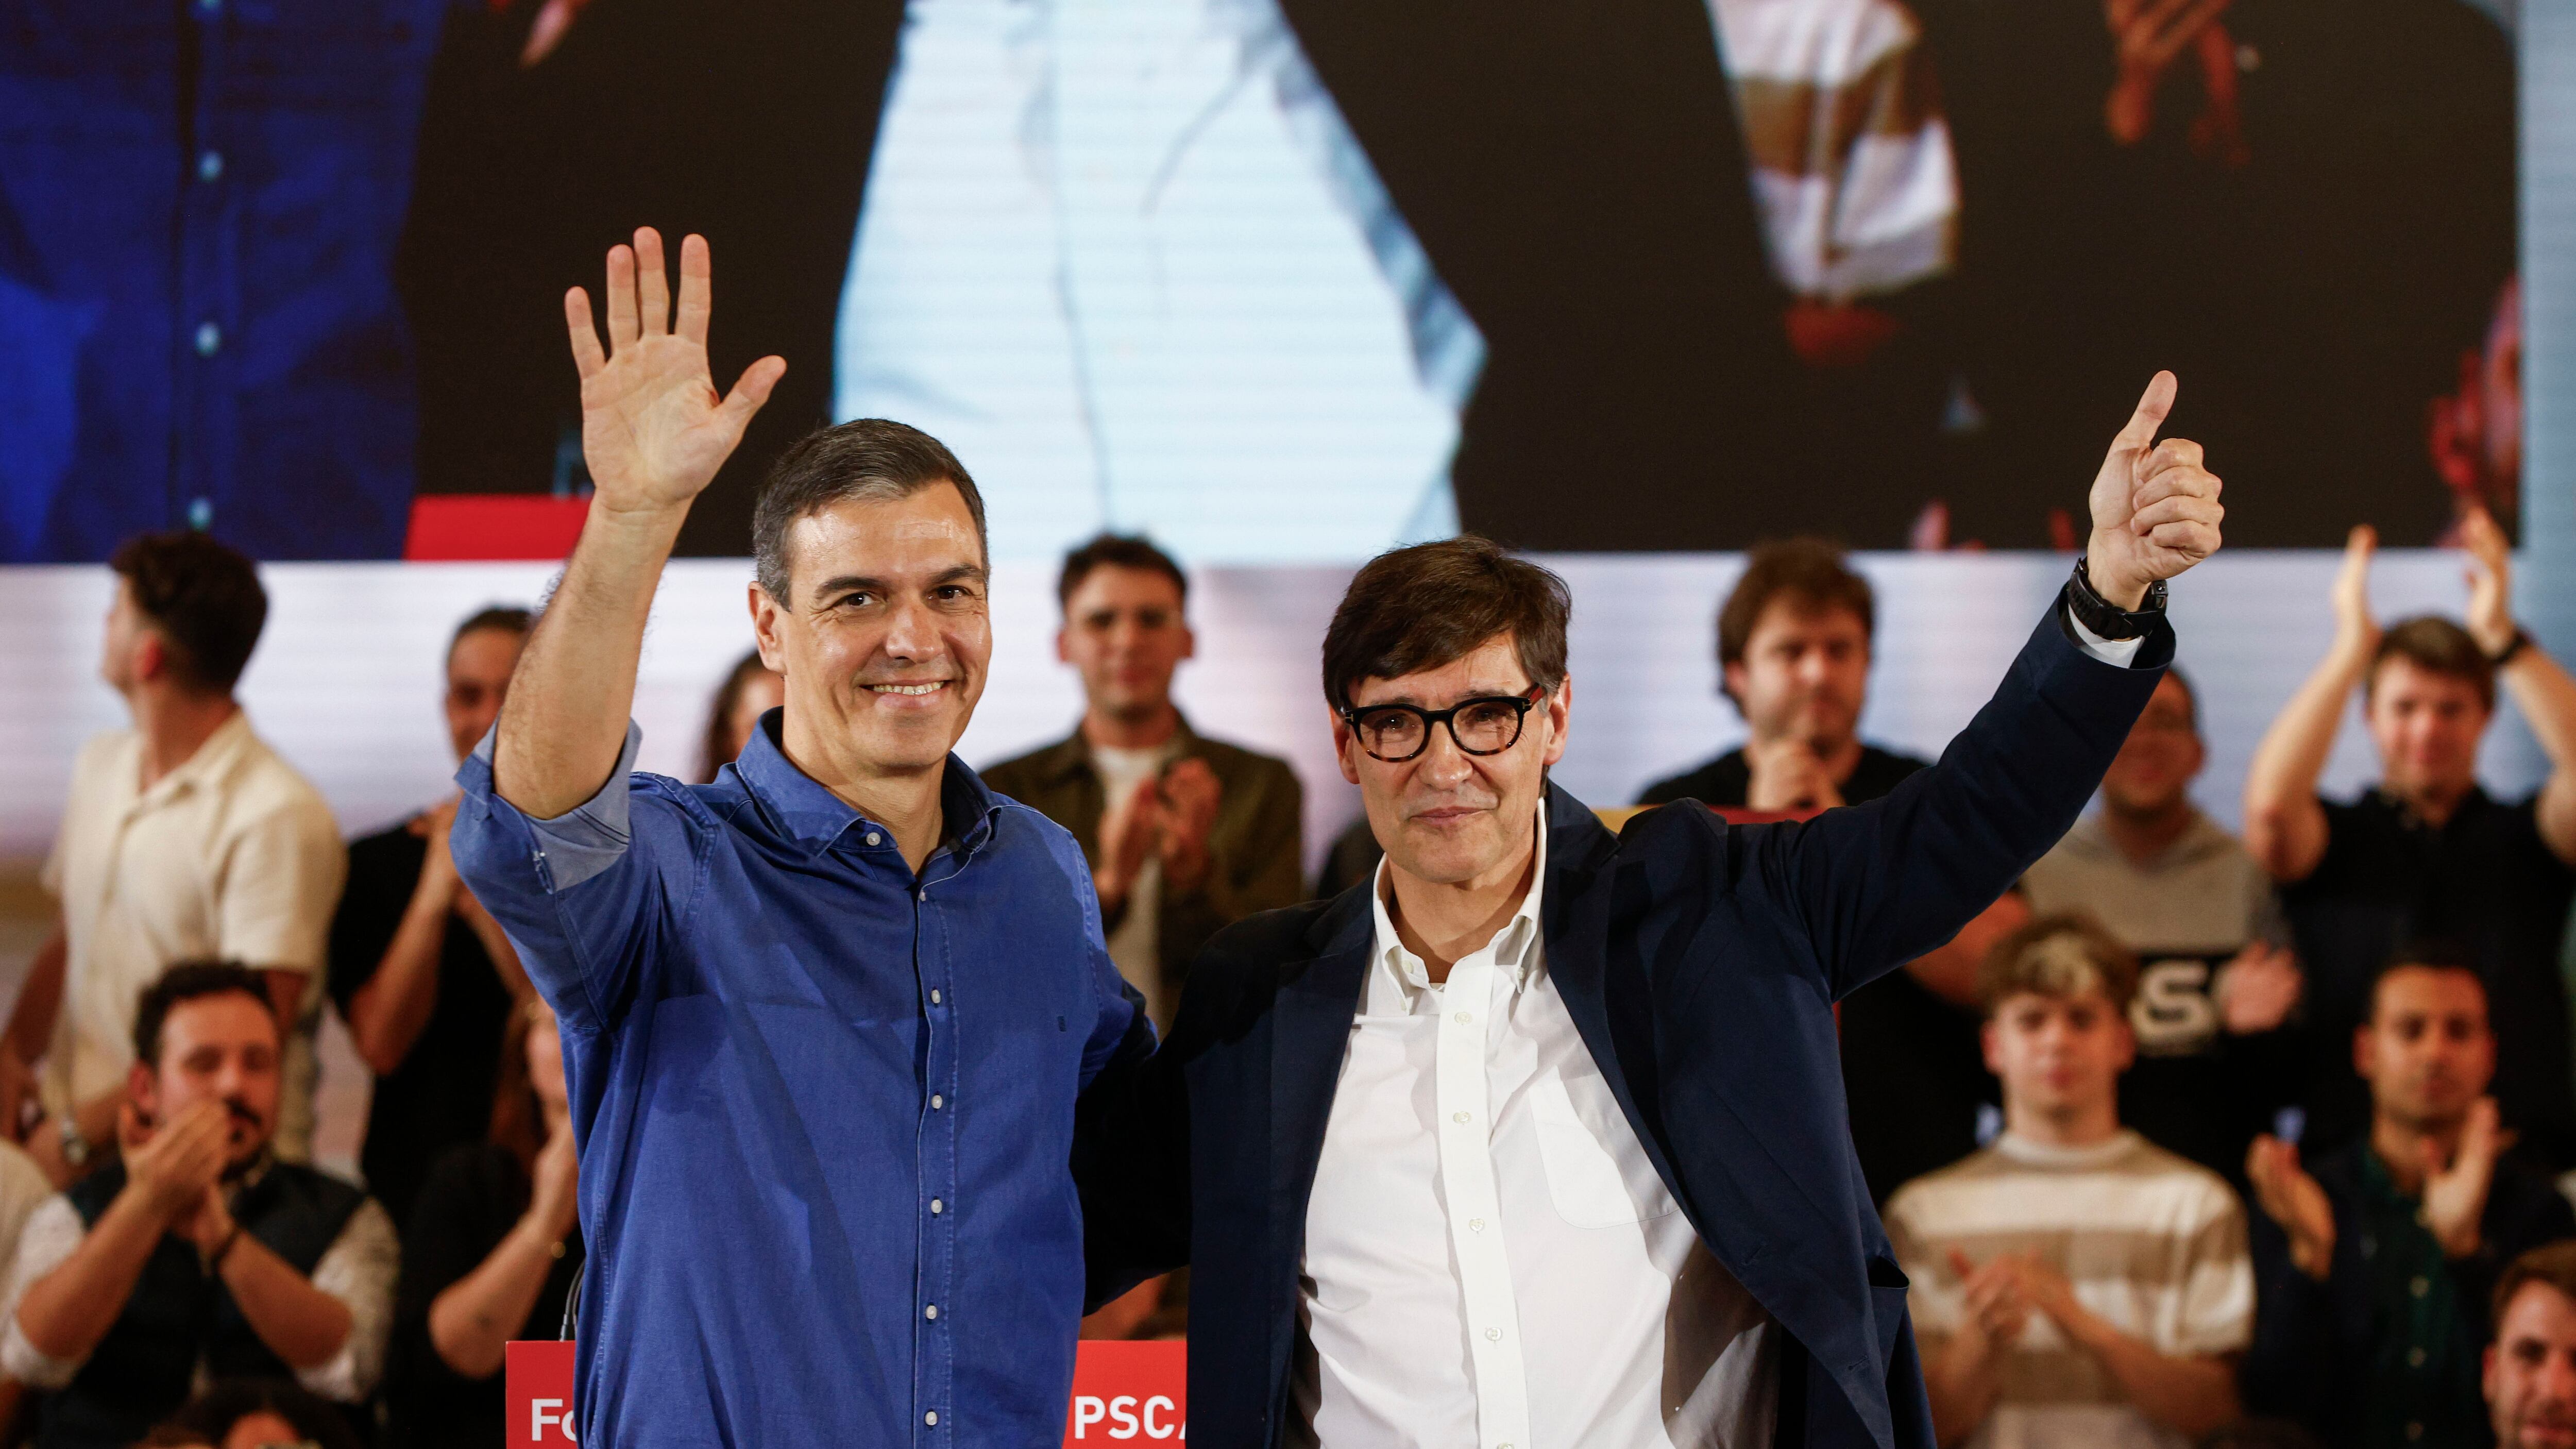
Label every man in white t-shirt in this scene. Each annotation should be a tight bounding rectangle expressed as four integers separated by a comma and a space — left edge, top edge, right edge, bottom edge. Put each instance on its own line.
3, 533, 343, 1178
1888, 914, 2252, 1448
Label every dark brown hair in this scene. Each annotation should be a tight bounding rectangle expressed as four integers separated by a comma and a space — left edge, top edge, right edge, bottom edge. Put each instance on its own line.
449, 604, 534, 658
2368, 615, 2496, 711
109, 531, 268, 693
487, 998, 556, 1175
698, 648, 780, 784
1978, 914, 2141, 1016
1717, 537, 1875, 675
133, 962, 275, 1069
1058, 533, 1188, 611
146, 1378, 364, 1449
751, 419, 986, 608
1320, 536, 1570, 710
2495, 1240, 2576, 1328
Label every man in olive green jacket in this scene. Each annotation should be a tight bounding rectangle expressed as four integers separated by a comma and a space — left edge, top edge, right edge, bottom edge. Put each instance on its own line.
983, 535, 1304, 1031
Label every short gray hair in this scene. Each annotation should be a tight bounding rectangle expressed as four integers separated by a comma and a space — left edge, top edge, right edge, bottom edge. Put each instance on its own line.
751, 419, 987, 606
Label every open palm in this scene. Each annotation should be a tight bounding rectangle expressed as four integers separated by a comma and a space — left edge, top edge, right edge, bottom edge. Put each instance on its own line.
2086, 371, 2224, 603
565, 228, 785, 514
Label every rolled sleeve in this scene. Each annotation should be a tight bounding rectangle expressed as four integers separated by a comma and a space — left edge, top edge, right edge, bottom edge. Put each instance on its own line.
296, 1199, 399, 1402
451, 723, 696, 1034
0, 1197, 90, 1390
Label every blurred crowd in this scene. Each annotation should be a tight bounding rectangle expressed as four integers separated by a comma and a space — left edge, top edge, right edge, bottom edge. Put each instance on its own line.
0, 510, 2571, 1448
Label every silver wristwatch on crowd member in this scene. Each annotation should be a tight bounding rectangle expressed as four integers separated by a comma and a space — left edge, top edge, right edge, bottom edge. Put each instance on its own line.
56, 1116, 89, 1171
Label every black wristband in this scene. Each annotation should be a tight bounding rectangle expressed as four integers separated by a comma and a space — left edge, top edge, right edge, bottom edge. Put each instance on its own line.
2067, 558, 2168, 642
212, 1223, 244, 1270
2489, 627, 2531, 668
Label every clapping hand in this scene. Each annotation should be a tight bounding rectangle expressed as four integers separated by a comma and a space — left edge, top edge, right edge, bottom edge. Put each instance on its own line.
2216, 941, 2302, 1035
1946, 1247, 2032, 1353
1744, 737, 1845, 815
2085, 373, 2225, 609
2422, 1097, 2509, 1260
1156, 760, 1223, 896
2331, 524, 2380, 655
2459, 506, 2518, 658
564, 229, 785, 521
2246, 1134, 2337, 1280
124, 1100, 229, 1227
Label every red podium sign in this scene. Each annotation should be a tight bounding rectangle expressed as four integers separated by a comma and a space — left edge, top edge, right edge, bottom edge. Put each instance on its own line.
506, 1339, 578, 1445
1065, 1340, 1187, 1444
502, 1336, 1182, 1444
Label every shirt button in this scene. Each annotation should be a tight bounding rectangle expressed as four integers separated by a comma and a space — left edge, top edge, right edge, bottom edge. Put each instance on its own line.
930, 989, 943, 1006
2411, 1275, 2431, 1298
865, 831, 881, 846
1484, 1327, 1501, 1341
930, 1094, 944, 1110
196, 150, 224, 182
1452, 1111, 1470, 1124
925, 1411, 939, 1427
930, 1199, 943, 1215
186, 497, 213, 530
924, 1304, 938, 1319
194, 321, 222, 356
2408, 1346, 2427, 1368
1453, 1012, 1472, 1025
1468, 1218, 1485, 1233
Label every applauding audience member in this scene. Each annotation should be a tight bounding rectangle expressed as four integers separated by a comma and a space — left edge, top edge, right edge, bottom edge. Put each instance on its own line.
326, 605, 534, 1229
5, 535, 343, 1178
2242, 952, 2576, 1447
0, 965, 395, 1449
1639, 537, 2026, 1201
2488, 1243, 2576, 1449
2025, 667, 2300, 1182
983, 534, 1303, 1030
2246, 510, 2576, 1167
696, 649, 785, 784
1888, 916, 2251, 1448
386, 999, 582, 1449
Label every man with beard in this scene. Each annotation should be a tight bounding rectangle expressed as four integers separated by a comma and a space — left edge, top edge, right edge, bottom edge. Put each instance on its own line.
2487, 1243, 2576, 1449
0, 964, 397, 1449
2243, 955, 2576, 1448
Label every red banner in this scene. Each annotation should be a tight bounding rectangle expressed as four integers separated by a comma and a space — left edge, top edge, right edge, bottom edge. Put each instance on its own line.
502, 1336, 1182, 1443
506, 1339, 578, 1446
1065, 1340, 1187, 1445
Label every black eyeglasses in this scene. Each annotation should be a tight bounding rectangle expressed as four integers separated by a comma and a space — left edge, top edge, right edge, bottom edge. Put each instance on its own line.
1340, 684, 1546, 763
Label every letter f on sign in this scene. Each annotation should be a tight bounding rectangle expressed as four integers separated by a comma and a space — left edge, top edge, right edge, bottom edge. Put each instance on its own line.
532, 1399, 575, 1442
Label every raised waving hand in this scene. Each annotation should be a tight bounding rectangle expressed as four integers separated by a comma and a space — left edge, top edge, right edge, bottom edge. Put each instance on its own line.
565, 228, 785, 517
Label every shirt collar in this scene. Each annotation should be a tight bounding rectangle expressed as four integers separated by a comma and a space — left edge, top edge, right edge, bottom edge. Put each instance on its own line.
731, 708, 1002, 860
1367, 800, 1548, 996
134, 710, 255, 806
1034, 713, 1205, 786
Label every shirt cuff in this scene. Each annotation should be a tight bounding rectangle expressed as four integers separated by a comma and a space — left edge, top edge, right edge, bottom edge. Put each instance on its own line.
460, 721, 643, 894
2065, 604, 2147, 668
0, 1198, 90, 1390
295, 1198, 399, 1402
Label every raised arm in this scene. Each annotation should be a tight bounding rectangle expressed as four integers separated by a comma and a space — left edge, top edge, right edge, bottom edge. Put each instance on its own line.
2243, 527, 2378, 883
2459, 508, 2576, 865
493, 230, 784, 818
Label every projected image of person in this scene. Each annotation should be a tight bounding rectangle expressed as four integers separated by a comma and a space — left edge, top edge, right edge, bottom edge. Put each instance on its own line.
1082, 373, 2224, 1446
448, 230, 1151, 1446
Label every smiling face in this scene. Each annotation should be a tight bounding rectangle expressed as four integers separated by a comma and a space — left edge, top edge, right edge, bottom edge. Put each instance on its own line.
1059, 565, 1193, 727
2101, 672, 2204, 819
1724, 599, 1871, 750
1335, 632, 1568, 892
2368, 656, 2490, 808
2491, 1279, 2576, 1449
750, 482, 992, 785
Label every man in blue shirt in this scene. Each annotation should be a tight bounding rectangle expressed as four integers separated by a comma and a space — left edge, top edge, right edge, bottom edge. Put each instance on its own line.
450, 227, 1150, 1445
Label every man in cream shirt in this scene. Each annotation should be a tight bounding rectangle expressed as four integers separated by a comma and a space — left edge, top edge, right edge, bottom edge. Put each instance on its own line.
5, 532, 342, 1177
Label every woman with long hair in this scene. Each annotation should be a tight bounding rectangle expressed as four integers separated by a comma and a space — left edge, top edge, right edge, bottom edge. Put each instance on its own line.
698, 647, 785, 783
384, 998, 582, 1449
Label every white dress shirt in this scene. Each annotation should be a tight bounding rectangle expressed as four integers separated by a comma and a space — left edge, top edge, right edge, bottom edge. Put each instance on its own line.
1295, 805, 1780, 1449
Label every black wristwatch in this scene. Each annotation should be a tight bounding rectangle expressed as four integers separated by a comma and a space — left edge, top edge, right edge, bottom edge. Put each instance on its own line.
2489, 627, 2532, 668
2066, 558, 2168, 641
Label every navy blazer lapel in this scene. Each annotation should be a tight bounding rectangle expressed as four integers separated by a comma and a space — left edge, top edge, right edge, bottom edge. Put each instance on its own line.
1267, 886, 1374, 1355
1538, 784, 1693, 1221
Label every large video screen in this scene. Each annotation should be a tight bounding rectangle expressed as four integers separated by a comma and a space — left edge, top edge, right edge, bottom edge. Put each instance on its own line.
0, 0, 2521, 564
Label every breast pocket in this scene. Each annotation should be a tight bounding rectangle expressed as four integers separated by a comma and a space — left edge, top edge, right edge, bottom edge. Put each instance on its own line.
1529, 1073, 1681, 1229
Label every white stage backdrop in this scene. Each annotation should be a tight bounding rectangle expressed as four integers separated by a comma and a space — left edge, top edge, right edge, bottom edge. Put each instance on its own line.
0, 551, 2548, 879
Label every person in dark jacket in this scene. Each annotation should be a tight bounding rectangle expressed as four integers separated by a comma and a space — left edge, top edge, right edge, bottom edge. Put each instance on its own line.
2245, 952, 2576, 1449
1077, 373, 2223, 1449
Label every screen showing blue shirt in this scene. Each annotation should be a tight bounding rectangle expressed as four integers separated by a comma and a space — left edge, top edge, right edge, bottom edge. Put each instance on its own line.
452, 715, 1146, 1446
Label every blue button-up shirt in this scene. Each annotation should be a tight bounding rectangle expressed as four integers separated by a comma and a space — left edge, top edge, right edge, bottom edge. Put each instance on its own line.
452, 715, 1146, 1447
0, 0, 448, 562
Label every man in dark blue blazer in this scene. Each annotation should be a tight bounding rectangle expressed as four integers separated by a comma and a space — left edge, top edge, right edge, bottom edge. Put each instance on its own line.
1079, 373, 2225, 1448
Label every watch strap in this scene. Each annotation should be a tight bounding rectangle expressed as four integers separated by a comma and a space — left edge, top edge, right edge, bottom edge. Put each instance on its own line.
2067, 559, 2168, 642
